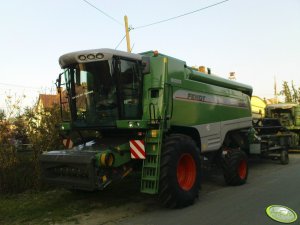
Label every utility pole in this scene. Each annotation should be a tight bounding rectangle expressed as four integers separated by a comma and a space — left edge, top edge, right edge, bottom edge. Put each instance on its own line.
124, 15, 131, 53
274, 76, 278, 103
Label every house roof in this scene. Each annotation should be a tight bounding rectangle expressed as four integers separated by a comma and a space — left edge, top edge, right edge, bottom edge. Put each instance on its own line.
38, 94, 60, 109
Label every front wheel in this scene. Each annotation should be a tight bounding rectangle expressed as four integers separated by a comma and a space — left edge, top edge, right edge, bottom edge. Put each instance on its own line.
159, 134, 201, 208
222, 149, 248, 186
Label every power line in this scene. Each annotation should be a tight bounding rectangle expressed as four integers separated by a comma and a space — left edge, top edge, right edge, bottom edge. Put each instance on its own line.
115, 34, 127, 50
81, 0, 123, 26
134, 0, 230, 30
0, 82, 42, 90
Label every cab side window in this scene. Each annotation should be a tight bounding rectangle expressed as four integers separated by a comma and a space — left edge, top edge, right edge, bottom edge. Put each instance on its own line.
119, 60, 141, 119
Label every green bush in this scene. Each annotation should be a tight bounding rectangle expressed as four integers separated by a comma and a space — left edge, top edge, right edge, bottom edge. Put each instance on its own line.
0, 146, 36, 193
0, 96, 64, 194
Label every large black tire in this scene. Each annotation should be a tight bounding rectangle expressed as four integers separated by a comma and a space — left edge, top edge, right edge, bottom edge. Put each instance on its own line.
159, 134, 201, 208
222, 149, 248, 186
280, 150, 289, 165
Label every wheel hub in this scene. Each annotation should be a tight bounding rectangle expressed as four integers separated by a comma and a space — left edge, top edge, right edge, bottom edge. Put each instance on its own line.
177, 153, 196, 191
238, 159, 247, 179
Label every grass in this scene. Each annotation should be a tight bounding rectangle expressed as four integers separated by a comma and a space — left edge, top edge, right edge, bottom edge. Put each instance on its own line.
0, 190, 87, 225
0, 173, 154, 225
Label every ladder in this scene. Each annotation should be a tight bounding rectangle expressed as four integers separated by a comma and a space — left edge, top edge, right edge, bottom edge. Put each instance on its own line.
140, 124, 163, 194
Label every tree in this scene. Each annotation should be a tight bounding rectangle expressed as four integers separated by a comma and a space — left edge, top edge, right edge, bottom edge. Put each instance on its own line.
291, 81, 299, 103
13, 115, 29, 147
24, 104, 63, 153
0, 110, 5, 121
0, 94, 64, 193
1, 96, 32, 150
280, 81, 300, 103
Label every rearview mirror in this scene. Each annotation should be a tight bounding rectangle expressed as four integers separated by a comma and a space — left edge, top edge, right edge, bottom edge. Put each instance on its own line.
56, 73, 62, 93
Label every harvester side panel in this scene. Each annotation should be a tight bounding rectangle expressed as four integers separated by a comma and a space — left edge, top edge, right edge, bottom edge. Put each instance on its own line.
163, 56, 252, 153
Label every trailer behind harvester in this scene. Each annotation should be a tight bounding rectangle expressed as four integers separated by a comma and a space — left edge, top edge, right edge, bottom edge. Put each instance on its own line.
266, 103, 300, 149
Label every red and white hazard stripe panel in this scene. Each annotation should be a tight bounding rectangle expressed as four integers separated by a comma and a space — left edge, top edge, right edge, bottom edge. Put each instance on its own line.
129, 140, 146, 159
63, 138, 73, 149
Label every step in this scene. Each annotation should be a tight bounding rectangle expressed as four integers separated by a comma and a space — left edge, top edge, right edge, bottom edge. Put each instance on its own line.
145, 138, 160, 143
142, 163, 157, 168
140, 128, 162, 195
141, 180, 157, 194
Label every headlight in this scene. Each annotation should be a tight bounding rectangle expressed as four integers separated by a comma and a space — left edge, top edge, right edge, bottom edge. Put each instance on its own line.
96, 53, 104, 59
78, 55, 86, 60
87, 54, 95, 60
128, 121, 134, 128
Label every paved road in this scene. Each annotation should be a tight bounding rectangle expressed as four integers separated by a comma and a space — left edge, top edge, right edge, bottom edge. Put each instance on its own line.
120, 154, 300, 225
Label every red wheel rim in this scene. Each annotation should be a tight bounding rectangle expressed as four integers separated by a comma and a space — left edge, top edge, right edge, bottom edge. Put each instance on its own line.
238, 159, 247, 179
177, 153, 196, 191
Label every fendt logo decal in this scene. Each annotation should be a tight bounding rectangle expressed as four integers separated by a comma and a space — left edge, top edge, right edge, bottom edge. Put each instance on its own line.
187, 93, 206, 102
130, 140, 146, 159
173, 90, 249, 108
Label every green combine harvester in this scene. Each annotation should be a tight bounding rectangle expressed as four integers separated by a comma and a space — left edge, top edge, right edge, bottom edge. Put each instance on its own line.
40, 49, 290, 208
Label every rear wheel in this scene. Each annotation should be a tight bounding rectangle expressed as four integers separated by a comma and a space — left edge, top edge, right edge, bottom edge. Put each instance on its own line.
222, 149, 248, 186
159, 134, 201, 208
280, 150, 289, 165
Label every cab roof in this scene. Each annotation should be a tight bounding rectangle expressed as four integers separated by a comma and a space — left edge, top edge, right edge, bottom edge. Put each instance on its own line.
59, 48, 142, 69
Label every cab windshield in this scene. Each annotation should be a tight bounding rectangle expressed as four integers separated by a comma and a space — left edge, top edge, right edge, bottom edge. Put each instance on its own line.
59, 58, 142, 127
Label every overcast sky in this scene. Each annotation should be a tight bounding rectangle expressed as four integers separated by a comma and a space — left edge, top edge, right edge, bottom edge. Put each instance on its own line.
0, 0, 299, 110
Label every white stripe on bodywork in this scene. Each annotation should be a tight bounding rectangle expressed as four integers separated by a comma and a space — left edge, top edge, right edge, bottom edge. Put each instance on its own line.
173, 90, 249, 109
193, 117, 252, 153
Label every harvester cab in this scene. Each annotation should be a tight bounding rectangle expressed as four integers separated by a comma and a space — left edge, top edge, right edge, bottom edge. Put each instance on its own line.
57, 49, 145, 129
41, 49, 167, 193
